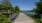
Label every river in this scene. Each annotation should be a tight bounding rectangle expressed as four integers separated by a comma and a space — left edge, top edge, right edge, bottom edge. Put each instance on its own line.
22, 11, 42, 17
22, 11, 35, 15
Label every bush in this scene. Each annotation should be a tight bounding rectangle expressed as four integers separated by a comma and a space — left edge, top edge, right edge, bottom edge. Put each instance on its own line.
0, 15, 11, 23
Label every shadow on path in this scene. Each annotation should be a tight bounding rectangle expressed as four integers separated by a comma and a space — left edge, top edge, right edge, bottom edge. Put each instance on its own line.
11, 14, 19, 23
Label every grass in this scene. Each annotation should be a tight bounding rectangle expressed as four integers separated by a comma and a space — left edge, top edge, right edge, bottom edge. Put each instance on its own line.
27, 14, 42, 23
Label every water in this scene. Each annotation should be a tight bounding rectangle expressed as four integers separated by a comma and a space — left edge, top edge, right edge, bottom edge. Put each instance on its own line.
23, 11, 35, 14
22, 11, 42, 17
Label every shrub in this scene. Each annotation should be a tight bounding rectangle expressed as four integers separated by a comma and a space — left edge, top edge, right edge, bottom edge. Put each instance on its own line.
0, 15, 10, 23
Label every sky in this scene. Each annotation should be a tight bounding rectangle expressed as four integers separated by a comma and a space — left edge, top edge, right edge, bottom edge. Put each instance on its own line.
0, 0, 39, 10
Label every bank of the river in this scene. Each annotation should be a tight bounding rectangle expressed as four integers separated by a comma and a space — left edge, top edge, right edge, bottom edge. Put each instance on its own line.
22, 11, 35, 15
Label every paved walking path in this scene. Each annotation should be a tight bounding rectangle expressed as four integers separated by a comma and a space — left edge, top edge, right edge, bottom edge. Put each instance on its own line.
13, 13, 36, 23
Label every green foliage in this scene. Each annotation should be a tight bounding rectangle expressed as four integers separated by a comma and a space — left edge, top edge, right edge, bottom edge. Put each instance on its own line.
0, 4, 3, 11
32, 0, 42, 18
35, 1, 42, 14
0, 15, 10, 23
32, 0, 42, 23
15, 6, 20, 14
0, 0, 14, 23
40, 0, 42, 2
0, 0, 14, 14
2, 0, 13, 10
0, 0, 20, 23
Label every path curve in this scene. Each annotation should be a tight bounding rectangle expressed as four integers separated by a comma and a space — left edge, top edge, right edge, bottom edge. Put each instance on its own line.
13, 13, 36, 23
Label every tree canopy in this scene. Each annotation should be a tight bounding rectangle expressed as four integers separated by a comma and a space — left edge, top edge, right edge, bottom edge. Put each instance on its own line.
15, 6, 20, 14
35, 0, 42, 14
33, 0, 42, 18
0, 0, 20, 23
0, 0, 14, 23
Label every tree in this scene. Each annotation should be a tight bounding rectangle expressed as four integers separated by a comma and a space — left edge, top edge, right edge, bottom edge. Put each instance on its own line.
34, 0, 42, 18
15, 6, 20, 14
0, 4, 6, 12
40, 0, 42, 2
0, 4, 3, 11
2, 0, 13, 14
0, 0, 14, 23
